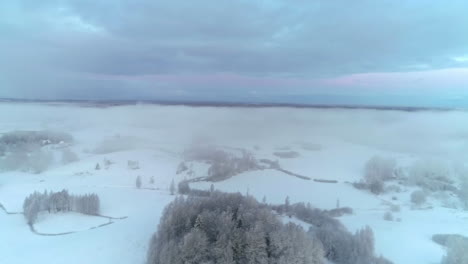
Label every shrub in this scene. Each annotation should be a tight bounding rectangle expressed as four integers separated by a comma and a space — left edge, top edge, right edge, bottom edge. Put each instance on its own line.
383, 212, 393, 221
411, 190, 426, 205
273, 151, 300, 159
390, 204, 400, 212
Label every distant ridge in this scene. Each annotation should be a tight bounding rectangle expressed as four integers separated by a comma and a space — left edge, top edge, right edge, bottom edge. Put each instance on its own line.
0, 97, 457, 112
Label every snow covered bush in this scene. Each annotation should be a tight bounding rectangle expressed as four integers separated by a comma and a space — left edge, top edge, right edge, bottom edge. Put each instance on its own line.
23, 190, 100, 224
411, 190, 426, 206
128, 160, 140, 170
146, 192, 325, 264
273, 151, 300, 158
383, 212, 393, 221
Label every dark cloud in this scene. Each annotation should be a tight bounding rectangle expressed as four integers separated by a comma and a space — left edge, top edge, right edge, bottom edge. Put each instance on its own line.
1, 0, 468, 100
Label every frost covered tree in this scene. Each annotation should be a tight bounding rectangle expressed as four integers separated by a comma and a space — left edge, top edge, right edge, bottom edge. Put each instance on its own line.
170, 179, 175, 195
285, 196, 290, 212
409, 159, 453, 191
23, 190, 100, 224
178, 180, 190, 194
149, 176, 155, 185
363, 156, 396, 194
146, 192, 324, 264
458, 177, 468, 209
136, 176, 142, 189
442, 236, 468, 264
314, 224, 380, 264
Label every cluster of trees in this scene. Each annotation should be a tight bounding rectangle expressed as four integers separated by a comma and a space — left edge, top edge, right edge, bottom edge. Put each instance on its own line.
147, 192, 324, 264
408, 160, 455, 192
355, 156, 460, 197
272, 201, 392, 264
459, 177, 468, 209
183, 145, 261, 181
0, 130, 73, 148
354, 156, 397, 194
1, 148, 53, 173
442, 236, 468, 264
147, 189, 392, 264
207, 150, 260, 181
23, 189, 100, 224
0, 130, 74, 173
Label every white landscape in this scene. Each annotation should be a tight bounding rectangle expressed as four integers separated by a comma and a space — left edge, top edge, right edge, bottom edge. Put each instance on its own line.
1, 102, 468, 264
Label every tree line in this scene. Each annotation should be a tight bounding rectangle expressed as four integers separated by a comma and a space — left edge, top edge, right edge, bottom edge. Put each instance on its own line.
23, 189, 100, 224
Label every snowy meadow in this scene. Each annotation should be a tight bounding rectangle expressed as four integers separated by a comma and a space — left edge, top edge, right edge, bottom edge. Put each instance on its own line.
1, 102, 468, 264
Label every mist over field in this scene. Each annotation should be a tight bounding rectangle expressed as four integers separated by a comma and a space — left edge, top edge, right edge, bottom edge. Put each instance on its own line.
1, 102, 468, 264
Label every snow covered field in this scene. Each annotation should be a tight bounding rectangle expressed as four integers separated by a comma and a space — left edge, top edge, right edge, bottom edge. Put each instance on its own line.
1, 102, 468, 264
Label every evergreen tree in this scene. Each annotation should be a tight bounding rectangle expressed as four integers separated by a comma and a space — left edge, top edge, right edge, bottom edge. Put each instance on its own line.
170, 179, 175, 195
136, 176, 142, 189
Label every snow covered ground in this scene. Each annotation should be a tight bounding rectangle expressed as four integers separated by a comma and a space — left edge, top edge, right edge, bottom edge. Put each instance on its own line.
1, 102, 468, 264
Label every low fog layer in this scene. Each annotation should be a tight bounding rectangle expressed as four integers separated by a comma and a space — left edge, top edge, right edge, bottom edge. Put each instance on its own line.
1, 103, 468, 159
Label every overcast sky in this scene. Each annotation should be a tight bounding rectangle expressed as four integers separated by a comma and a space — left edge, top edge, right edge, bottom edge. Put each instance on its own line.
1, 0, 468, 106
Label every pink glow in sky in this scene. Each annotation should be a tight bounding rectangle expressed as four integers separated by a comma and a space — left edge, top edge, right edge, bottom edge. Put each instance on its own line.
86, 67, 468, 96
323, 68, 468, 91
